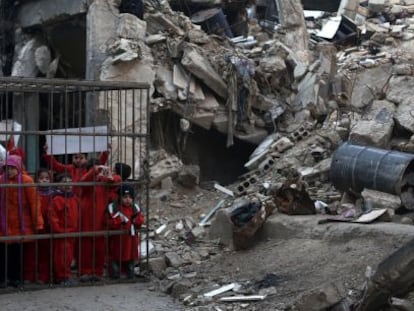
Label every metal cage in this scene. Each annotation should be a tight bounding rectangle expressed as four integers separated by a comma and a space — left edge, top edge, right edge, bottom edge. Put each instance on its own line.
0, 77, 150, 289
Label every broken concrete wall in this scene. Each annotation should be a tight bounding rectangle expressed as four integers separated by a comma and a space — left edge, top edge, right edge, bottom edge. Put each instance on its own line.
15, 0, 89, 28
88, 0, 152, 176
276, 0, 310, 64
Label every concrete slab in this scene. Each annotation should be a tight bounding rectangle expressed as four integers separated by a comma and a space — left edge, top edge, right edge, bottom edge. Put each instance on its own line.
259, 213, 414, 242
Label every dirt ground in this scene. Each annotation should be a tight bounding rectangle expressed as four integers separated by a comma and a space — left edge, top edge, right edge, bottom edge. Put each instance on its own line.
2, 185, 414, 310
146, 185, 414, 310
3, 218, 411, 311
1, 282, 184, 310
186, 227, 409, 310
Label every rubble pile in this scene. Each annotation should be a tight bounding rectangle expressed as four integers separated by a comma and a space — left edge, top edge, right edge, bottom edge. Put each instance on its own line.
141, 0, 414, 309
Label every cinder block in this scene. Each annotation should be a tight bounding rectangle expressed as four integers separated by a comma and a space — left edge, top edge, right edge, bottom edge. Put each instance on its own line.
272, 137, 294, 153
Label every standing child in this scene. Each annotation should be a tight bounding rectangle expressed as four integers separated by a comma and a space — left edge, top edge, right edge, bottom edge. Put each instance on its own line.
48, 173, 79, 285
36, 168, 54, 284
107, 185, 144, 278
78, 159, 115, 281
42, 144, 110, 197
107, 162, 131, 203
0, 155, 43, 287
42, 148, 88, 197
23, 168, 54, 283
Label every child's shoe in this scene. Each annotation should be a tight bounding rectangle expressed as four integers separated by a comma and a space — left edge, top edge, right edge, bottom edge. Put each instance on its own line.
126, 261, 135, 279
110, 261, 120, 279
59, 278, 77, 286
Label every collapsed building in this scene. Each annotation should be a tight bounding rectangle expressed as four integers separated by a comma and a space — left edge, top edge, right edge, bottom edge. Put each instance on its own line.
3, 0, 414, 309
0, 0, 334, 184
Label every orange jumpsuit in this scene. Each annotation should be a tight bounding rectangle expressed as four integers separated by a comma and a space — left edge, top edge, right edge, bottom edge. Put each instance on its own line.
37, 188, 53, 283
78, 166, 114, 277
0, 155, 43, 285
49, 190, 79, 283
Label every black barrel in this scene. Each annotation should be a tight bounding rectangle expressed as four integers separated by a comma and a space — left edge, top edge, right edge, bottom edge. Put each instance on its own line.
330, 142, 414, 195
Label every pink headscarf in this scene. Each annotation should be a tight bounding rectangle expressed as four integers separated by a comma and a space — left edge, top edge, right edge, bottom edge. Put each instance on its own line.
3, 154, 23, 171
0, 154, 24, 235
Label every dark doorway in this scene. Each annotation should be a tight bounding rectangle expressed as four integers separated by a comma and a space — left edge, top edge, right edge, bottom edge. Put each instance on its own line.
151, 111, 257, 185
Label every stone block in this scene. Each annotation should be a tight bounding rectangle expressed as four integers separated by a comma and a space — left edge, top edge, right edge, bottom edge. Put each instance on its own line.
349, 100, 395, 148
181, 47, 227, 99
395, 101, 414, 133
393, 64, 414, 76
290, 125, 311, 142
150, 154, 183, 187
190, 226, 205, 239
368, 0, 388, 13
292, 72, 318, 111
387, 76, 414, 106
291, 281, 346, 311
272, 137, 294, 153
165, 252, 184, 268
349, 119, 393, 148
361, 189, 401, 211
100, 42, 156, 95
117, 13, 147, 41
155, 66, 177, 100
259, 55, 287, 75
171, 279, 193, 299
173, 64, 205, 101
208, 209, 234, 249
352, 63, 393, 110
258, 156, 275, 174
161, 176, 174, 191
145, 12, 185, 36
144, 257, 167, 278
177, 165, 200, 188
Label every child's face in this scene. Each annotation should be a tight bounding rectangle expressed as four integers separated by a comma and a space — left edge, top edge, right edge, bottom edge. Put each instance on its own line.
5, 165, 18, 179
37, 171, 50, 184
72, 154, 87, 167
121, 194, 133, 206
59, 176, 73, 192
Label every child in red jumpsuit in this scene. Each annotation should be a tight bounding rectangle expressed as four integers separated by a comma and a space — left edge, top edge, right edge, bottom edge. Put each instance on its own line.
78, 159, 115, 281
107, 162, 131, 203
0, 155, 43, 287
36, 168, 54, 283
107, 185, 144, 279
42, 144, 110, 197
49, 173, 79, 285
43, 144, 111, 275
23, 168, 54, 283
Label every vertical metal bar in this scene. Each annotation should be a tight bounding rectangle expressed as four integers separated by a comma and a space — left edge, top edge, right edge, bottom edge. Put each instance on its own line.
3, 83, 8, 286
145, 87, 150, 270
48, 83, 54, 284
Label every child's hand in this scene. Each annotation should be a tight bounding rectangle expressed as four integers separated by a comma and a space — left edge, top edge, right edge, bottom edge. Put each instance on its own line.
98, 165, 112, 179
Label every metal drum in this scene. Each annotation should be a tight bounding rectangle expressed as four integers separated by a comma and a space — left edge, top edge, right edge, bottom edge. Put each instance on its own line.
330, 142, 414, 195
